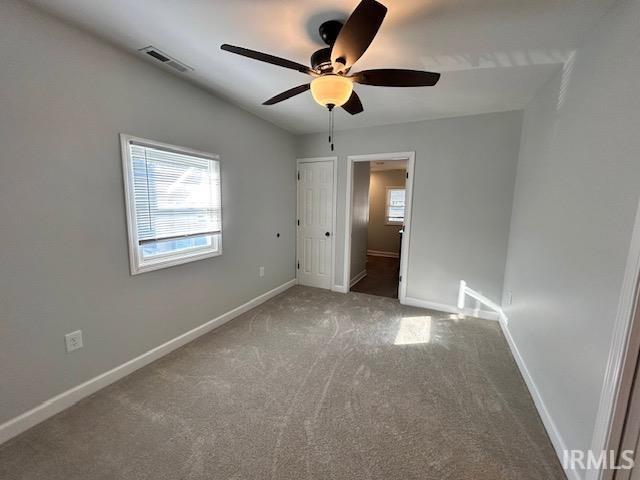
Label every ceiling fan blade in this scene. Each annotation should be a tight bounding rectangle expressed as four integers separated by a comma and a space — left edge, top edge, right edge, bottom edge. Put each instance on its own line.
263, 84, 311, 105
351, 69, 441, 87
342, 90, 364, 115
221, 44, 315, 75
331, 0, 387, 72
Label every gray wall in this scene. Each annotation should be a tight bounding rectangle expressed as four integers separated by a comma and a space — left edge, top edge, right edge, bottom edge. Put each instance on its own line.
296, 111, 523, 306
501, 0, 640, 458
368, 169, 406, 254
350, 162, 370, 282
0, 0, 296, 424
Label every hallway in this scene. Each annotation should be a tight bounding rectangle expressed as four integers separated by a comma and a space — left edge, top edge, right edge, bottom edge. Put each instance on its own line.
351, 255, 400, 299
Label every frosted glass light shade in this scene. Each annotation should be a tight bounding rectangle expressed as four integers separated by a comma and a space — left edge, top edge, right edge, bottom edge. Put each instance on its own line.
310, 75, 353, 107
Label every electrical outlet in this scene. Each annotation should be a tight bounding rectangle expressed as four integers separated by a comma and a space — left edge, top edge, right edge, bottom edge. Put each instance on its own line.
259, 266, 265, 277
65, 330, 83, 353
505, 290, 513, 306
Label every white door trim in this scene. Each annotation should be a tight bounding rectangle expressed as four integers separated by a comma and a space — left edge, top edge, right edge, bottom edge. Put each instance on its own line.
589, 198, 640, 480
344, 152, 416, 303
296, 157, 338, 290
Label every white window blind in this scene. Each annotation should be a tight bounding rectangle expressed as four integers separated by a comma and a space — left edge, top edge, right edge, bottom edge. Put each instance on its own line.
121, 135, 222, 274
386, 187, 406, 224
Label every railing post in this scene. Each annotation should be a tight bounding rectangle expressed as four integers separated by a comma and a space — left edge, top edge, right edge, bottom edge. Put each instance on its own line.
458, 280, 467, 310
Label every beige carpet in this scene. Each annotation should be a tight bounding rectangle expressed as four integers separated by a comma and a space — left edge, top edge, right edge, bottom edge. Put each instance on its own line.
0, 286, 565, 479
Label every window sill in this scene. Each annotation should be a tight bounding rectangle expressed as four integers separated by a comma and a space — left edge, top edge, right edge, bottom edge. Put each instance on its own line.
131, 248, 222, 275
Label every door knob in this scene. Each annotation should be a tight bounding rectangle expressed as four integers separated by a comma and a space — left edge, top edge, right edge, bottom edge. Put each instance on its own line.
325, 232, 330, 237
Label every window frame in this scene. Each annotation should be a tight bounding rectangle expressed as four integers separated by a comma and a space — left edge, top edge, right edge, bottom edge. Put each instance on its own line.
385, 186, 406, 225
120, 134, 222, 275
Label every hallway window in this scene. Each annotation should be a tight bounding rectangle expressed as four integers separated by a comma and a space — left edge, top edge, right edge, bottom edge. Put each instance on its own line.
385, 187, 405, 224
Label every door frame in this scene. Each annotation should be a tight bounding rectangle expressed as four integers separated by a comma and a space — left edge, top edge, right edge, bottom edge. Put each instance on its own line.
344, 151, 416, 302
590, 198, 640, 480
296, 156, 338, 289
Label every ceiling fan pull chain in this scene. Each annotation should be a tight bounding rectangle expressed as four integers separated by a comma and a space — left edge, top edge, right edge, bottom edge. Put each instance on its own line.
327, 106, 335, 151
330, 108, 335, 151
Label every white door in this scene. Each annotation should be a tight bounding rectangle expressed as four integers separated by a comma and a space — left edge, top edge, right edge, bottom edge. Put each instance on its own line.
297, 161, 334, 289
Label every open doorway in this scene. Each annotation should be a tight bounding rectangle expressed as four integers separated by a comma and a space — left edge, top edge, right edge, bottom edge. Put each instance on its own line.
345, 153, 414, 300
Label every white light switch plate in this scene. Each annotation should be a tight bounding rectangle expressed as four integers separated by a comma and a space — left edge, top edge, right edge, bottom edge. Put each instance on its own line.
259, 266, 265, 277
65, 330, 83, 353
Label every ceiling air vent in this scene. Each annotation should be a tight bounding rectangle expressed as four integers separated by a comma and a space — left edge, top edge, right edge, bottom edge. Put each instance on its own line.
139, 46, 192, 74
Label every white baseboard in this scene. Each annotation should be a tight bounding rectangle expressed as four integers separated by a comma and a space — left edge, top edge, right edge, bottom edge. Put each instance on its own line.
349, 269, 367, 287
0, 279, 297, 446
498, 316, 579, 480
367, 249, 399, 258
331, 284, 348, 293
403, 292, 576, 477
402, 296, 499, 321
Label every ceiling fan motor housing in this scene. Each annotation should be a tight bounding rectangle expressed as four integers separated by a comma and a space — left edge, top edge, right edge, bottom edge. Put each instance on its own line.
312, 20, 344, 73
311, 47, 333, 73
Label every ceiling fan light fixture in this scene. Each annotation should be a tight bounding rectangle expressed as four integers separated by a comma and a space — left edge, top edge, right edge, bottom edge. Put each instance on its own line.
310, 75, 353, 108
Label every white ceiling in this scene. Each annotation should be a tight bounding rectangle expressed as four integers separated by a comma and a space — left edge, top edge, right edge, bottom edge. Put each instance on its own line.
370, 160, 407, 172
28, 0, 614, 134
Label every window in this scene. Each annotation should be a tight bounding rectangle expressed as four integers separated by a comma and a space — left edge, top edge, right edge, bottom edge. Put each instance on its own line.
121, 135, 222, 274
385, 187, 406, 224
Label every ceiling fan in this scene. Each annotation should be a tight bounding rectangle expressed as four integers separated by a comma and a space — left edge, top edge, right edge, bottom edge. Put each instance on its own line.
220, 0, 441, 117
